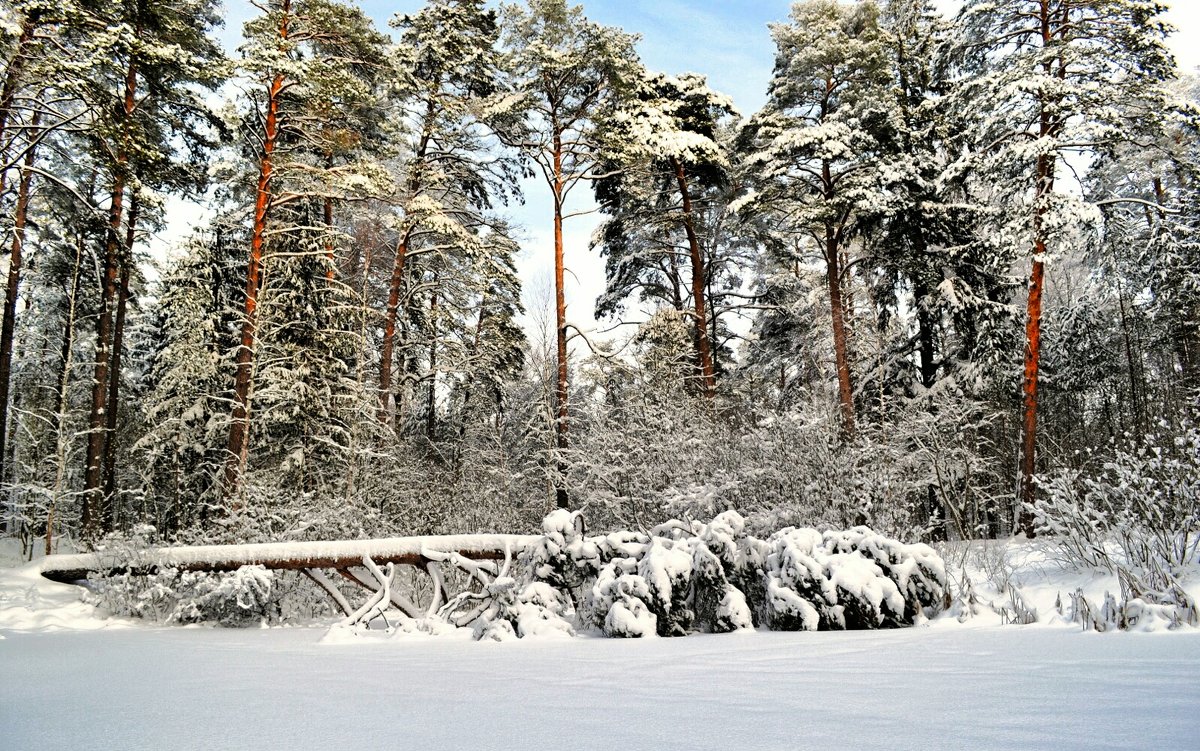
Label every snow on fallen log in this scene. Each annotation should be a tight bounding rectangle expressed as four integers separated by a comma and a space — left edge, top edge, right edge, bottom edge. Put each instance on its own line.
38, 534, 541, 584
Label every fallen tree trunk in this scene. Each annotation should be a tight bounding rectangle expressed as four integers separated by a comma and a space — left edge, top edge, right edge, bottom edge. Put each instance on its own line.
39, 534, 539, 584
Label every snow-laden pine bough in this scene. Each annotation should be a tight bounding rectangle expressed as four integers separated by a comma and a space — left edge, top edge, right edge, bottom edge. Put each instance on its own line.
37, 512, 952, 637
456, 509, 951, 640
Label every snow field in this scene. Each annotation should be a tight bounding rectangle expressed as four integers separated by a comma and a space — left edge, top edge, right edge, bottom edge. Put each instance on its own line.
1, 624, 1198, 750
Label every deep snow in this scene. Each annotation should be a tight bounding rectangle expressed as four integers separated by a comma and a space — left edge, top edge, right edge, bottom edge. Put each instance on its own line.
2, 539, 1199, 750
2, 625, 1198, 750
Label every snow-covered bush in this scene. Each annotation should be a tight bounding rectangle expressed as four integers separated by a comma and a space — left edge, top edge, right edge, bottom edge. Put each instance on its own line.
587, 558, 658, 638
577, 512, 761, 637
768, 525, 945, 633
459, 510, 944, 640
822, 527, 949, 623
469, 577, 575, 642
761, 526, 945, 631
1033, 420, 1199, 573
764, 528, 834, 630
528, 509, 605, 593
169, 566, 280, 626
90, 564, 283, 627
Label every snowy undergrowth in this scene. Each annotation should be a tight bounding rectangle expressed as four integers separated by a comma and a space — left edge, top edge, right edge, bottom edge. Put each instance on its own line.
939, 538, 1200, 633
1017, 419, 1200, 630
78, 526, 294, 627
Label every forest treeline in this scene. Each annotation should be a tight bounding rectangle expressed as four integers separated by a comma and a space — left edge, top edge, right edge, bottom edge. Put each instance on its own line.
0, 0, 1196, 554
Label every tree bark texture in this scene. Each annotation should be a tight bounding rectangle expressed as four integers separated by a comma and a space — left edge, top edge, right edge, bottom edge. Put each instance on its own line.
84, 53, 139, 540
101, 190, 140, 524
553, 136, 569, 509
1017, 0, 1062, 537
378, 98, 435, 424
378, 237, 408, 422
821, 161, 856, 440
426, 277, 438, 440
0, 17, 36, 200
226, 0, 290, 500
671, 156, 716, 399
0, 113, 39, 486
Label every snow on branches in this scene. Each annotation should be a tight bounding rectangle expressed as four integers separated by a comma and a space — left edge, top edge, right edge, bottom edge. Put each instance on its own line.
450, 509, 947, 640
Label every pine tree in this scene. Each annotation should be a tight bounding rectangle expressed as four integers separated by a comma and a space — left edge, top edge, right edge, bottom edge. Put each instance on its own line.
953, 0, 1176, 533
0, 0, 98, 498
225, 0, 388, 499
744, 0, 900, 438
378, 0, 520, 428
500, 0, 638, 507
3, 151, 105, 548
71, 0, 225, 538
595, 70, 738, 398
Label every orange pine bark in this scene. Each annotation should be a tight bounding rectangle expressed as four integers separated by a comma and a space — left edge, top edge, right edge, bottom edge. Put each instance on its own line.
1017, 0, 1062, 536
553, 136, 569, 509
226, 1, 290, 499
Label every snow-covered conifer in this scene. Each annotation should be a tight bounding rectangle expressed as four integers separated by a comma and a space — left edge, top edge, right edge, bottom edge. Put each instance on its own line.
950, 0, 1176, 532
594, 70, 740, 396
742, 0, 901, 438
500, 0, 639, 507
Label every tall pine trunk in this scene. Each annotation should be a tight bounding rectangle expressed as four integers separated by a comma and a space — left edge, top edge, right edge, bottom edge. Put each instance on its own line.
913, 276, 945, 541
46, 232, 85, 555
1019, 240, 1047, 536
425, 279, 438, 440
0, 17, 39, 499
823, 160, 855, 439
323, 152, 335, 281
552, 135, 569, 509
666, 239, 683, 312
0, 17, 35, 199
913, 279, 938, 390
378, 236, 408, 423
671, 156, 716, 399
378, 99, 435, 425
83, 53, 139, 540
101, 190, 139, 525
226, 1, 290, 499
1017, 0, 1062, 537
0, 113, 39, 488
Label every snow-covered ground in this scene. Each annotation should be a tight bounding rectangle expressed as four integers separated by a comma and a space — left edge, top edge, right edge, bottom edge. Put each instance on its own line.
2, 539, 1199, 750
